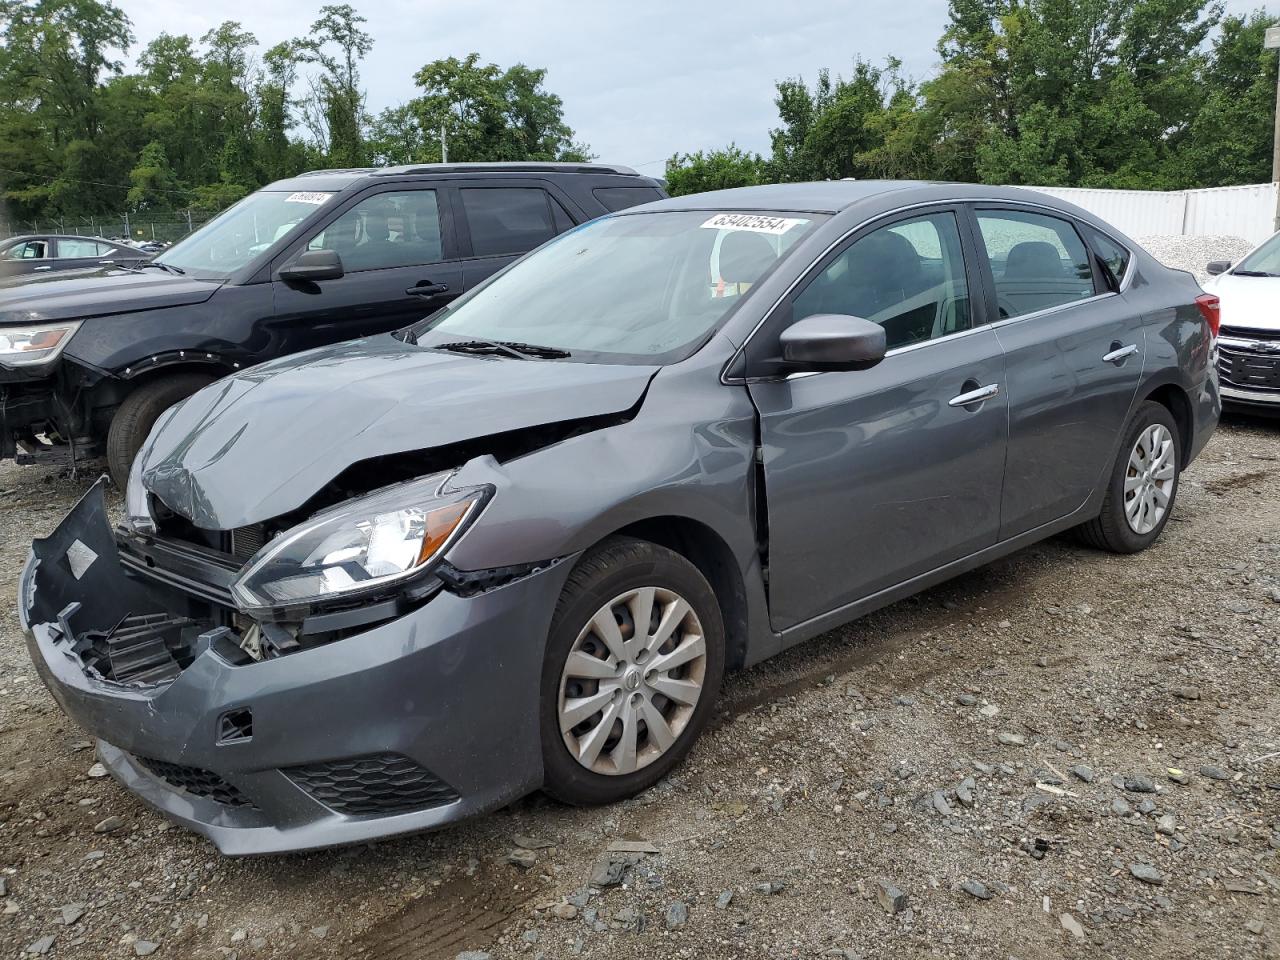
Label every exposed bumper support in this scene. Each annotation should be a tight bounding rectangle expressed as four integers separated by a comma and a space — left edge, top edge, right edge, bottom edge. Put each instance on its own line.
21, 481, 574, 855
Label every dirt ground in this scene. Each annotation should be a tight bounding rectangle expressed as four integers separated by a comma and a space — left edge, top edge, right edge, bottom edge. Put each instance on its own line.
1, 412, 1278, 960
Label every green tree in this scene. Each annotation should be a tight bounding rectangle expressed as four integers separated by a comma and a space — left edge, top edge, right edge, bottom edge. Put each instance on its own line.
407, 53, 588, 162
126, 139, 181, 209
664, 144, 768, 196
294, 3, 372, 166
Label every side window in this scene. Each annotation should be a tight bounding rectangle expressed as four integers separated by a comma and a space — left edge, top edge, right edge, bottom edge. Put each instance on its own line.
461, 188, 557, 257
4, 240, 47, 260
56, 239, 106, 258
975, 210, 1096, 318
307, 190, 444, 272
792, 212, 972, 351
1082, 224, 1130, 291
593, 186, 664, 212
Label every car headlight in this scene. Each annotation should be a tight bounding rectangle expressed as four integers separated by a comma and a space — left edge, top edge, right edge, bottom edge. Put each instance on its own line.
231, 472, 489, 612
0, 320, 82, 368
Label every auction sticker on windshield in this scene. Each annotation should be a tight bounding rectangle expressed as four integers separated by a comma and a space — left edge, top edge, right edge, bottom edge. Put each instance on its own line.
284, 192, 333, 205
701, 213, 807, 235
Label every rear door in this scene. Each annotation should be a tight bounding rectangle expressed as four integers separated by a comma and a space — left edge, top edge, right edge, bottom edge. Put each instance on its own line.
52, 238, 116, 272
970, 206, 1145, 539
269, 184, 465, 353
452, 180, 581, 289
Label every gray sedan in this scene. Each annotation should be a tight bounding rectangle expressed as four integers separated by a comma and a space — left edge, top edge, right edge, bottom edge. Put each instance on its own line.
21, 181, 1220, 854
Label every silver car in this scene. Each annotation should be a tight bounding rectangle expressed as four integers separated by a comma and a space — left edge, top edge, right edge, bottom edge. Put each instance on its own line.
22, 181, 1220, 854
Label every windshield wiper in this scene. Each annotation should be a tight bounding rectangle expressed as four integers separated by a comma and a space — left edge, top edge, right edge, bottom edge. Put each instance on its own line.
134, 261, 186, 276
434, 338, 571, 360
1231, 269, 1279, 277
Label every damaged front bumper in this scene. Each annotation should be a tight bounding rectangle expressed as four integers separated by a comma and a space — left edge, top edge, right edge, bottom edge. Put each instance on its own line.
21, 481, 572, 855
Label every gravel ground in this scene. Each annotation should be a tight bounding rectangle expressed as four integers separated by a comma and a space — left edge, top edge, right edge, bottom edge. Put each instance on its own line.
1136, 235, 1257, 281
1, 238, 1277, 960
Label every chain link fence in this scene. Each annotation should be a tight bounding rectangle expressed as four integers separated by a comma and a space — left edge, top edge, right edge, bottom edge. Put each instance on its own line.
0, 211, 212, 244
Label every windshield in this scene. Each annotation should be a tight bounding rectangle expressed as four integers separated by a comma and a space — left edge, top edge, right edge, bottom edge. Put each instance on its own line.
418, 210, 824, 362
156, 189, 336, 278
1234, 231, 1280, 276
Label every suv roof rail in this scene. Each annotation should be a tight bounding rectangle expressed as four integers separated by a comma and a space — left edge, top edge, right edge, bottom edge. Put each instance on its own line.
296, 167, 378, 177
371, 162, 640, 177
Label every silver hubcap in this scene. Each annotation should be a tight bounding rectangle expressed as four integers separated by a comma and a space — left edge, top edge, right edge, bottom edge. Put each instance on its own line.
1124, 423, 1176, 535
558, 586, 706, 776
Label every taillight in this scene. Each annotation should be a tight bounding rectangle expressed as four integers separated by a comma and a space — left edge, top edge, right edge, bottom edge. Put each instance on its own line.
1195, 294, 1220, 337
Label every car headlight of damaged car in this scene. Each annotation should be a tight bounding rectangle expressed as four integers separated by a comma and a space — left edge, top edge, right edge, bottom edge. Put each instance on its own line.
230, 473, 489, 612
0, 320, 82, 368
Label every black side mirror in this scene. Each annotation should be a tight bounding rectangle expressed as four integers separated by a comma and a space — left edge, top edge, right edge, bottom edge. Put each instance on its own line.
280, 249, 344, 282
1205, 260, 1231, 276
779, 314, 887, 373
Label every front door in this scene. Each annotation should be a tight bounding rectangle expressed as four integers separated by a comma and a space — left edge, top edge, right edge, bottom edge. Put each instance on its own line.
269, 185, 464, 354
745, 209, 1008, 632
969, 207, 1145, 538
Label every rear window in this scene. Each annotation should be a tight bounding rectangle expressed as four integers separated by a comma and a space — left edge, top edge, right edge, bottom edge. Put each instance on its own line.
461, 187, 559, 257
593, 187, 664, 212
1082, 225, 1131, 290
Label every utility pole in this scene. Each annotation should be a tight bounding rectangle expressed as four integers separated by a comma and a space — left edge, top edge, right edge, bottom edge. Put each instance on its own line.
1268, 24, 1280, 231
440, 123, 448, 164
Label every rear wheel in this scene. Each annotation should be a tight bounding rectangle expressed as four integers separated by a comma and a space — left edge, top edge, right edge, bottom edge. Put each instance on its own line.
106, 373, 214, 487
1077, 401, 1181, 553
541, 537, 725, 805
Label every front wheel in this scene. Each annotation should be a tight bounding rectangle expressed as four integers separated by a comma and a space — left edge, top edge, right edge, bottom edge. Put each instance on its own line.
1077, 401, 1181, 553
106, 373, 214, 487
541, 537, 725, 806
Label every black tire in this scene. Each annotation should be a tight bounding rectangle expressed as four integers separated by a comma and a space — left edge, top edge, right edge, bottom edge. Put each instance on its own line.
541, 536, 726, 806
106, 373, 213, 487
1076, 401, 1181, 554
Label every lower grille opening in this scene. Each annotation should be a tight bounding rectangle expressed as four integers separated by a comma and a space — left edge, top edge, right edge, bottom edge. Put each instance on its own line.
283, 753, 459, 816
133, 755, 258, 809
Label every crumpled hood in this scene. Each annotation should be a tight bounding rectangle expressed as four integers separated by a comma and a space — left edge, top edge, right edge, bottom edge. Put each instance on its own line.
0, 267, 221, 323
1208, 274, 1280, 332
139, 334, 658, 529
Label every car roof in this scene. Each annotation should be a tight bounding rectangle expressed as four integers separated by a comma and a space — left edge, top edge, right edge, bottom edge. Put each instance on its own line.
639, 180, 1083, 215
263, 162, 652, 193
1, 234, 123, 243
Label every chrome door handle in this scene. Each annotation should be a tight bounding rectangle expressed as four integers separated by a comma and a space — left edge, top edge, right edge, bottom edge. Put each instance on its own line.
33, 265, 52, 271
1103, 343, 1138, 363
948, 383, 1000, 407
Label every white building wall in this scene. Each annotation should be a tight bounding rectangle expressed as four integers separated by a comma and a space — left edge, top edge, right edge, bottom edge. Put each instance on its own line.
1019, 182, 1277, 244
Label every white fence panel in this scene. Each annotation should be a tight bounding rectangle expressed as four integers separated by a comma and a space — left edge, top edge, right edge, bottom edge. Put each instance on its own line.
1027, 186, 1186, 237
1020, 182, 1277, 245
1183, 183, 1276, 244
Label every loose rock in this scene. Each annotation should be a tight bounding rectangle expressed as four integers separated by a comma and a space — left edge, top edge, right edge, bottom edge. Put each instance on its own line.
664, 901, 688, 930
1129, 863, 1165, 885
961, 880, 992, 900
1200, 765, 1231, 781
1060, 913, 1085, 940
874, 879, 908, 915
134, 942, 159, 957
715, 890, 733, 910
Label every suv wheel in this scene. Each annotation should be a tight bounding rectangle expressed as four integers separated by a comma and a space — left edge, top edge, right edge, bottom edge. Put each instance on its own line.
106, 373, 213, 487
1077, 401, 1181, 553
541, 537, 725, 805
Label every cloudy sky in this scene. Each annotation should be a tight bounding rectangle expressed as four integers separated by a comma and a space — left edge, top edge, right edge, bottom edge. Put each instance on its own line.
114, 0, 1276, 176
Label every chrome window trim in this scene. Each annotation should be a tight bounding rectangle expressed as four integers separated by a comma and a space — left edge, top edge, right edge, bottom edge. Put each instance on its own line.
722, 195, 1122, 384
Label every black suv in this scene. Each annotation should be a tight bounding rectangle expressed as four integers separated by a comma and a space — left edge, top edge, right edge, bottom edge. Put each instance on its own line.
0, 163, 665, 483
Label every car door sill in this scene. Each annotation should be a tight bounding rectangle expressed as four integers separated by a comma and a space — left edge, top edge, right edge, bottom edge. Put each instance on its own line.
774, 499, 1099, 650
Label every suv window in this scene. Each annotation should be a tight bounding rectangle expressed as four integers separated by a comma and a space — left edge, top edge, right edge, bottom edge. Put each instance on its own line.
593, 186, 664, 212
1082, 224, 1130, 291
793, 212, 972, 351
56, 238, 108, 258
461, 188, 561, 257
308, 190, 444, 272
4, 240, 47, 260
975, 210, 1095, 318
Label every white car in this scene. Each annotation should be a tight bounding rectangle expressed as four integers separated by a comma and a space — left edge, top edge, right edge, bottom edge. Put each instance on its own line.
1206, 230, 1280, 412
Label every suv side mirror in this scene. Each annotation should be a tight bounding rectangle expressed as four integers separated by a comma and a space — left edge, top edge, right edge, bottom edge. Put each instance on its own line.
779, 314, 887, 373
1205, 260, 1231, 276
280, 249, 344, 282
